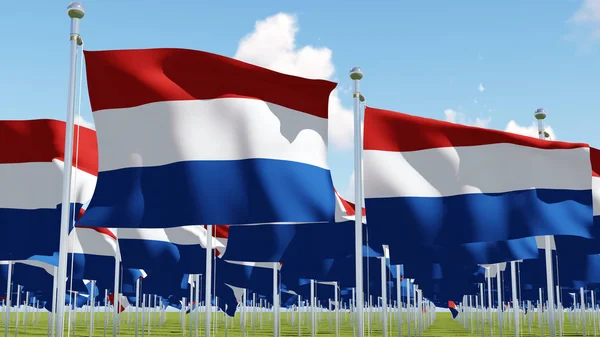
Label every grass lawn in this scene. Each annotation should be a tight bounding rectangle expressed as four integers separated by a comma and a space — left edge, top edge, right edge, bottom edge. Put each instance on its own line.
0, 310, 596, 336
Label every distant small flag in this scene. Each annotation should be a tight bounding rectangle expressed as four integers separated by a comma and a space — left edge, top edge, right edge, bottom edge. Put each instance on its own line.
106, 292, 129, 313
448, 301, 459, 319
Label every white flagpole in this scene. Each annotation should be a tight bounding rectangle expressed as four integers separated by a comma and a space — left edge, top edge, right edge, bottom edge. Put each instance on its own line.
89, 280, 95, 337
195, 275, 200, 337
15, 285, 21, 336
581, 288, 587, 337
298, 295, 302, 337
535, 108, 556, 337
52, 266, 58, 337
335, 283, 339, 337
310, 279, 316, 337
205, 225, 213, 337
273, 263, 279, 337
24, 291, 29, 334
189, 282, 193, 337
350, 66, 365, 337
486, 268, 492, 337
496, 264, 503, 337
407, 280, 411, 337
396, 265, 402, 337
113, 242, 121, 337
592, 291, 596, 336
556, 285, 563, 337
56, 3, 85, 335
510, 261, 519, 337
351, 288, 356, 337
538, 289, 542, 330
480, 283, 485, 337
381, 254, 388, 337
104, 290, 108, 337
418, 290, 423, 335
135, 278, 140, 337
252, 292, 256, 334
4, 261, 12, 337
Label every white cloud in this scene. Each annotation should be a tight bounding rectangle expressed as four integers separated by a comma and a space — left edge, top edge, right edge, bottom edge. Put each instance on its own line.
478, 83, 485, 92
571, 0, 600, 38
234, 13, 354, 150
74, 116, 95, 129
444, 109, 457, 123
475, 117, 491, 128
444, 108, 491, 128
504, 120, 557, 140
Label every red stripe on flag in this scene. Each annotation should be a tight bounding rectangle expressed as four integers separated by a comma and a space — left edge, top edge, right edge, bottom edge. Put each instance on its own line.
107, 292, 126, 313
364, 106, 589, 152
204, 225, 229, 239
335, 192, 366, 216
74, 226, 117, 241
84, 48, 336, 119
0, 119, 98, 176
591, 148, 600, 177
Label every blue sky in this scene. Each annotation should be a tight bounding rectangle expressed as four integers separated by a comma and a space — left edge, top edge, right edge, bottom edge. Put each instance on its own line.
1, 0, 599, 199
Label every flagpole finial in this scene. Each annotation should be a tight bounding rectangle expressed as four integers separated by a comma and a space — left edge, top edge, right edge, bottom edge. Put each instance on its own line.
67, 2, 85, 19
534, 108, 546, 120
349, 66, 363, 80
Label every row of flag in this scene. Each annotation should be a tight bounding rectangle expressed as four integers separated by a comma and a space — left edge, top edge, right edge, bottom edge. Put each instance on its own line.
2, 47, 600, 313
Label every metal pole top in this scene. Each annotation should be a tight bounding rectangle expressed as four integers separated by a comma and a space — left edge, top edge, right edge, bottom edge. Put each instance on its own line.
67, 2, 85, 19
534, 108, 546, 120
349, 67, 363, 80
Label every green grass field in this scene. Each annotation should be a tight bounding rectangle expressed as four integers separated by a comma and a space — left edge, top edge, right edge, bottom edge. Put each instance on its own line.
0, 310, 597, 336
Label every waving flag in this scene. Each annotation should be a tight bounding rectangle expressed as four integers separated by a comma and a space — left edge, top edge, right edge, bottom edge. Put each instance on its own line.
223, 190, 362, 262
117, 225, 227, 272
80, 48, 336, 228
554, 148, 600, 286
363, 107, 593, 250
83, 279, 99, 299
0, 119, 97, 259
107, 292, 130, 313
68, 226, 118, 286
216, 259, 281, 298
5, 257, 57, 307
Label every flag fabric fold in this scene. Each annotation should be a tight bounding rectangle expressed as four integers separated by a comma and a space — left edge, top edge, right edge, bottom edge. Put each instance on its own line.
0, 119, 98, 259
80, 48, 337, 228
363, 106, 594, 251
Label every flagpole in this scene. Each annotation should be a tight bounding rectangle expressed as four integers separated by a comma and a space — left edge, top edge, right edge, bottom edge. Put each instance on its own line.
580, 287, 587, 337
273, 263, 279, 337
89, 280, 95, 337
380, 253, 388, 337
56, 3, 85, 336
535, 108, 556, 337
113, 241, 121, 337
4, 261, 12, 337
350, 66, 364, 337
480, 283, 484, 337
205, 225, 213, 337
310, 279, 316, 337
486, 267, 493, 337
396, 265, 402, 337
510, 261, 519, 337
496, 264, 503, 337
